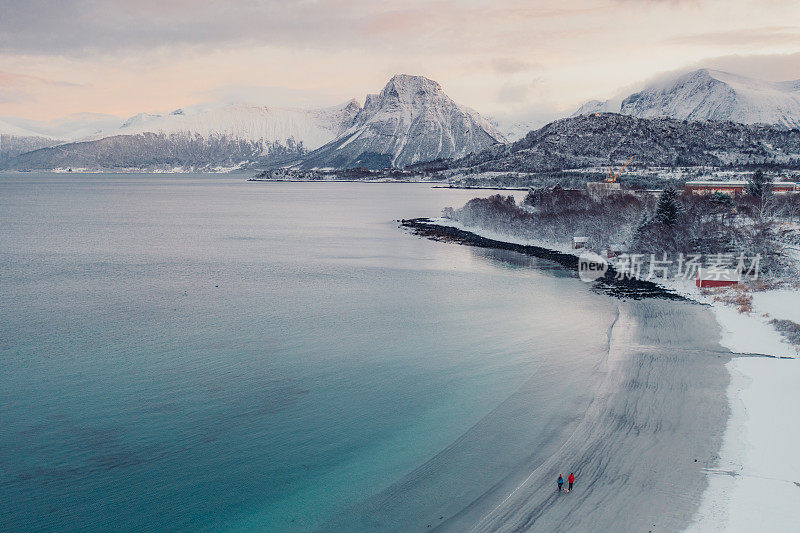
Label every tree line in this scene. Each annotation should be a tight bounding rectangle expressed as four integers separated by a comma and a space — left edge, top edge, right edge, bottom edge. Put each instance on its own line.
448, 171, 800, 278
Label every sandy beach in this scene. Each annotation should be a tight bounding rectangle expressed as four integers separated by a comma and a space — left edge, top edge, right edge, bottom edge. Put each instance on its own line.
395, 218, 800, 531
459, 298, 730, 532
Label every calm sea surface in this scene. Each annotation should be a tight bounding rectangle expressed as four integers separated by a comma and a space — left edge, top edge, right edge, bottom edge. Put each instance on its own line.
0, 174, 618, 531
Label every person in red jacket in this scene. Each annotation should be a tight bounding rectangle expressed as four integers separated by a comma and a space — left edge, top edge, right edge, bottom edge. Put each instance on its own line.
568, 473, 575, 491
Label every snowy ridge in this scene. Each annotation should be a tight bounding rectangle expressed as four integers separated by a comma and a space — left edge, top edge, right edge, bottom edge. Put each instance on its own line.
108, 100, 362, 150
1, 113, 123, 142
573, 69, 800, 128
570, 95, 625, 118
0, 118, 53, 138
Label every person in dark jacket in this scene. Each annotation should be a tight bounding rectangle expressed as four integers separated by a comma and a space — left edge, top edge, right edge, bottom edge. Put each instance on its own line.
557, 474, 564, 492
568, 473, 575, 491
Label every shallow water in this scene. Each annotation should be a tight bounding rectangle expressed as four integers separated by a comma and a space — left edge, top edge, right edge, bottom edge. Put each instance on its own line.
0, 174, 721, 532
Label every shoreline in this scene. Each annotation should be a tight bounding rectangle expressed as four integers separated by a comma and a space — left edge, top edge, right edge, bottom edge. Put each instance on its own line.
400, 217, 684, 300
248, 178, 440, 184
400, 217, 799, 531
398, 217, 731, 531
318, 231, 728, 531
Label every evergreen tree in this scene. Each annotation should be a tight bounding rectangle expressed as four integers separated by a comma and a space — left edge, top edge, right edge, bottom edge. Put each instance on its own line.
654, 183, 681, 226
746, 169, 771, 198
523, 188, 537, 207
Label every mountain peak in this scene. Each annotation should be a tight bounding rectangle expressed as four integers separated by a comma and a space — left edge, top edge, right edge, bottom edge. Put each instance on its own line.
381, 74, 442, 97
670, 68, 743, 88
341, 98, 361, 113
299, 74, 503, 169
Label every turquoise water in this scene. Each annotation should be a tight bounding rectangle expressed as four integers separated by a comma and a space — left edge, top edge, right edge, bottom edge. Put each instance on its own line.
0, 174, 617, 531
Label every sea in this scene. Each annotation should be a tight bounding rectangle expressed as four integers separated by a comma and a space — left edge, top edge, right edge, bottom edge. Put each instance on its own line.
1, 173, 630, 531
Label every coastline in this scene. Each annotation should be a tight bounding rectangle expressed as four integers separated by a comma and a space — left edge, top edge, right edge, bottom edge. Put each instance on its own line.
400, 217, 799, 531
400, 218, 684, 300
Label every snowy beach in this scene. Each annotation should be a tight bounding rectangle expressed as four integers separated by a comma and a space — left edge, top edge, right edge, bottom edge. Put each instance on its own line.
404, 218, 800, 531
688, 291, 800, 532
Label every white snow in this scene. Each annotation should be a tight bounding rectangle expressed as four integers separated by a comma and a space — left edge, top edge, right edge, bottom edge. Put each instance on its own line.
629, 69, 800, 127
688, 359, 800, 532
670, 287, 800, 532
0, 118, 53, 138
752, 290, 800, 324
710, 302, 797, 359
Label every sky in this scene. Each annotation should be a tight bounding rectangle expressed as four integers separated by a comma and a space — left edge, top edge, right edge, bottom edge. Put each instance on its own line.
1, 0, 800, 127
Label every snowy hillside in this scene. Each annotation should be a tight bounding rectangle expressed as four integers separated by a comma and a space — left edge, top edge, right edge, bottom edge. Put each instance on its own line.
573, 69, 800, 127
4, 132, 313, 171
443, 113, 800, 173
299, 75, 505, 169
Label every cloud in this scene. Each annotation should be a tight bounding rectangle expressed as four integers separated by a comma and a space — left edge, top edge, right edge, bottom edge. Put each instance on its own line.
497, 79, 544, 104
665, 27, 800, 46
194, 84, 352, 109
0, 69, 80, 104
686, 52, 800, 81
0, 70, 78, 88
2, 0, 799, 121
0, 0, 644, 58
0, 0, 341, 55
0, 0, 462, 57
491, 58, 541, 75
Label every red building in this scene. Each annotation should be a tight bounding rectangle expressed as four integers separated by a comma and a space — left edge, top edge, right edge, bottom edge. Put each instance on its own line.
696, 267, 740, 288
684, 180, 799, 196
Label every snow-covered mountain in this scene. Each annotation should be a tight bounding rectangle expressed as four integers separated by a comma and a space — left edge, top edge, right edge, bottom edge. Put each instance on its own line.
3, 100, 363, 171
0, 119, 60, 164
299, 75, 505, 169
4, 74, 504, 172
573, 69, 800, 128
2, 75, 503, 171
442, 113, 800, 173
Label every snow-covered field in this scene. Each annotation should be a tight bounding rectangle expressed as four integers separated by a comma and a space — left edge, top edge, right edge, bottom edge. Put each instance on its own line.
417, 218, 800, 531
